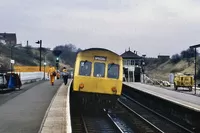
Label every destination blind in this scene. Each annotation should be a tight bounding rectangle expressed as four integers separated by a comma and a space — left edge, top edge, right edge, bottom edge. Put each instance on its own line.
94, 56, 107, 61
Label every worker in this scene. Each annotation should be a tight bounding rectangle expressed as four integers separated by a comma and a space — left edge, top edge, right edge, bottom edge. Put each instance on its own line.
47, 65, 56, 86
62, 67, 68, 85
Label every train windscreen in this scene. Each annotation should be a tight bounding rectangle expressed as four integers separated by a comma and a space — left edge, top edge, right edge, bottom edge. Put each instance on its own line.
79, 61, 92, 76
93, 62, 105, 77
107, 64, 119, 79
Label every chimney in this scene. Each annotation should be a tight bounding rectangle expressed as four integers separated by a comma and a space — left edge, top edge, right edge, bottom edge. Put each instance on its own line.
129, 47, 130, 51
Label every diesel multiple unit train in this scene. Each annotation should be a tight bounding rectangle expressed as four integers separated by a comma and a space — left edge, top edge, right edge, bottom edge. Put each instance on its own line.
71, 48, 123, 108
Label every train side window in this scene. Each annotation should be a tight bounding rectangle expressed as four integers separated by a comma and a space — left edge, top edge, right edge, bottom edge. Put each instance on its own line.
107, 63, 119, 79
79, 61, 92, 76
93, 62, 105, 77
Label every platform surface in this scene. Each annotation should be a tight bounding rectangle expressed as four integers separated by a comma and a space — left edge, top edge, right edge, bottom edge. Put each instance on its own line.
40, 80, 72, 133
123, 82, 200, 112
0, 80, 62, 133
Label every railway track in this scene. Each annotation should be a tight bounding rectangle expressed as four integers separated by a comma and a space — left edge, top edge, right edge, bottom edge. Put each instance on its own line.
71, 109, 133, 133
119, 93, 195, 133
70, 93, 133, 132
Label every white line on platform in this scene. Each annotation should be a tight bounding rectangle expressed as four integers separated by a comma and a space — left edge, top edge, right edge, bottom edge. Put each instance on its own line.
66, 80, 72, 133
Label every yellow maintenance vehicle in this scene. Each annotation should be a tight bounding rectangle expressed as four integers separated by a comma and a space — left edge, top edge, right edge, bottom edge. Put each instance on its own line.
174, 73, 194, 91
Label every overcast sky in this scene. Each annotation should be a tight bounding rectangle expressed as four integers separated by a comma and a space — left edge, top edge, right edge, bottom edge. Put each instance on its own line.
1, 0, 200, 57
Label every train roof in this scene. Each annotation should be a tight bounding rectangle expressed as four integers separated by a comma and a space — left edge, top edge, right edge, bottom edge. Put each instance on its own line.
80, 48, 120, 56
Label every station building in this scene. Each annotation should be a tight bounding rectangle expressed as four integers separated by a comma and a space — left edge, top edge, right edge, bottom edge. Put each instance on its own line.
121, 48, 145, 82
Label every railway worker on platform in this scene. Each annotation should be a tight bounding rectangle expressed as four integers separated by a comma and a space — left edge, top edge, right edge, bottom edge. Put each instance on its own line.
62, 67, 68, 85
47, 65, 56, 86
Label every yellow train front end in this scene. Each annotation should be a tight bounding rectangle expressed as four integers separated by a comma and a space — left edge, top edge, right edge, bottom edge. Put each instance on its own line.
72, 48, 123, 109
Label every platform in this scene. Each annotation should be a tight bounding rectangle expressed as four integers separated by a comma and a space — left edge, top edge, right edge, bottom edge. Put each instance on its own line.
123, 82, 200, 112
39, 80, 72, 133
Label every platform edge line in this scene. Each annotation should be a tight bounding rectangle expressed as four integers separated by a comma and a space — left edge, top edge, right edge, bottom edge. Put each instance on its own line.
66, 80, 72, 133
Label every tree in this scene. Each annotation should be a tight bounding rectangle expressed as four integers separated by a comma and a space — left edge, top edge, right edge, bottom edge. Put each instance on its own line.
180, 48, 198, 59
171, 54, 181, 63
53, 44, 82, 67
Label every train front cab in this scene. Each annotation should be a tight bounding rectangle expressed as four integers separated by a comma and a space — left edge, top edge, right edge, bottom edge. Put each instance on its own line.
72, 50, 123, 109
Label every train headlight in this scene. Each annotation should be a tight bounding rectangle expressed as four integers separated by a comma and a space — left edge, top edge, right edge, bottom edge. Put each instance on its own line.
79, 83, 84, 89
111, 87, 117, 93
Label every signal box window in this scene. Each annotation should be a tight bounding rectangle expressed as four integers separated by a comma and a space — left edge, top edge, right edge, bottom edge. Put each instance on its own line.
79, 61, 92, 76
107, 64, 119, 79
93, 62, 105, 77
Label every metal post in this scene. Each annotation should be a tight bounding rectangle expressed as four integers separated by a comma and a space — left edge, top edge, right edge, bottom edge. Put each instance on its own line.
39, 40, 42, 72
143, 68, 144, 83
35, 40, 42, 71
195, 48, 197, 95
142, 55, 146, 84
128, 68, 129, 82
44, 65, 46, 80
189, 44, 200, 95
10, 47, 12, 73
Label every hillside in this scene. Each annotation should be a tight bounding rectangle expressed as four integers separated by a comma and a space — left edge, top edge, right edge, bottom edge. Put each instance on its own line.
0, 43, 80, 72
146, 59, 195, 81
145, 48, 200, 82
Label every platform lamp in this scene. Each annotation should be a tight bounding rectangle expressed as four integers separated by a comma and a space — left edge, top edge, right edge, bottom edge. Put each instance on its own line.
35, 40, 42, 71
43, 62, 47, 80
189, 44, 200, 95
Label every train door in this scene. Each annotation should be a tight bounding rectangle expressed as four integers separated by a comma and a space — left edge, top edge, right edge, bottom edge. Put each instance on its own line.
93, 62, 106, 93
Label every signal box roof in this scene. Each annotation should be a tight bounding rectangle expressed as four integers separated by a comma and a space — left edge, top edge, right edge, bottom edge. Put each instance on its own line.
121, 50, 142, 59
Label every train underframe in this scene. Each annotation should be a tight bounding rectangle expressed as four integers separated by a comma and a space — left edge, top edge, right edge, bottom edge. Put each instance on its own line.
71, 91, 119, 111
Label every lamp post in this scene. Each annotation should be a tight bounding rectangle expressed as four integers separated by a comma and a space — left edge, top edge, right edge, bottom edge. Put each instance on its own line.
43, 50, 52, 80
35, 40, 42, 71
189, 44, 200, 95
43, 62, 46, 80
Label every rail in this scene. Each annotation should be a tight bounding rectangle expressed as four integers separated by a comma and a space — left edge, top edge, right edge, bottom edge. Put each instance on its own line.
119, 93, 194, 133
72, 111, 124, 133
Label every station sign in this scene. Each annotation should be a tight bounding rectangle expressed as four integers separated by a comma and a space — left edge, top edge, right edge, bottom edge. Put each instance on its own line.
10, 60, 15, 64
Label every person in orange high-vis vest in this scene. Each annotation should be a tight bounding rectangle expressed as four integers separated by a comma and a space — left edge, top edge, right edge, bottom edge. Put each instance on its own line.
47, 65, 56, 86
